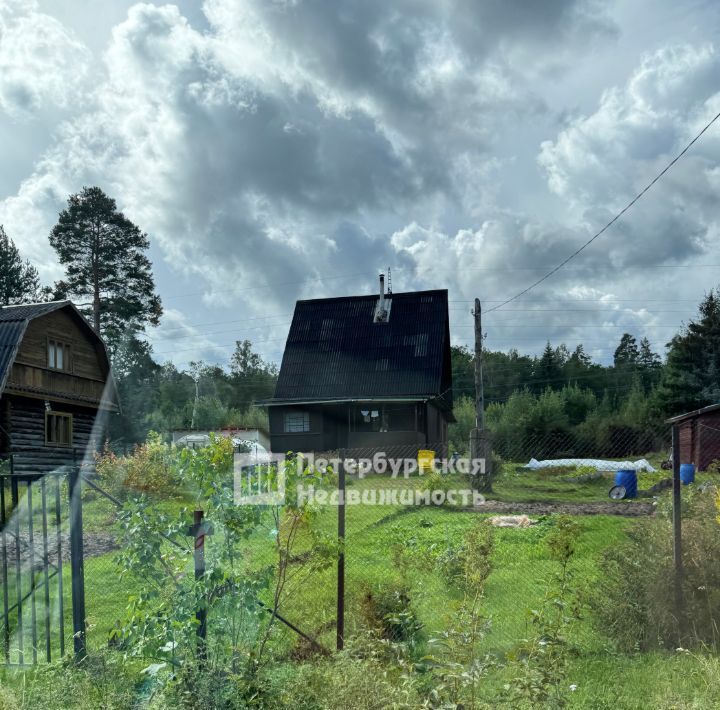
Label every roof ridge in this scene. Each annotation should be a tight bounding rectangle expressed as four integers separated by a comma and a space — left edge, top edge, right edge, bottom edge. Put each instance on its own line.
0, 299, 69, 310
295, 288, 448, 305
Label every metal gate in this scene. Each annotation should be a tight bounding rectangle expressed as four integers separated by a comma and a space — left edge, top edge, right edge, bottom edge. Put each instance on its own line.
0, 456, 85, 665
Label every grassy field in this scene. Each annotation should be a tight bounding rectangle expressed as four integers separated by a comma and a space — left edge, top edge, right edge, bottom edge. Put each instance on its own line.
2, 464, 719, 707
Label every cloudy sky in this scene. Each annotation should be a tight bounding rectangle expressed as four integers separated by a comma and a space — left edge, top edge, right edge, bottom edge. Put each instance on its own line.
2, 0, 720, 371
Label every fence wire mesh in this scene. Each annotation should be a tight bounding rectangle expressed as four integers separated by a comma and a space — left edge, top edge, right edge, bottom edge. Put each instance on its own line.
5, 419, 720, 678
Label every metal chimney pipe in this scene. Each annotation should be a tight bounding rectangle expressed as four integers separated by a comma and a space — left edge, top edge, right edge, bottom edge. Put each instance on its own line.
379, 274, 385, 310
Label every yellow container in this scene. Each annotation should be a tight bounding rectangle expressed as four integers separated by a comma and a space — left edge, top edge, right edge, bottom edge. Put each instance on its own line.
418, 449, 435, 473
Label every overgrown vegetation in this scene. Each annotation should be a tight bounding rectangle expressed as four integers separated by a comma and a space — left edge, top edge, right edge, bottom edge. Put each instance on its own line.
593, 486, 720, 652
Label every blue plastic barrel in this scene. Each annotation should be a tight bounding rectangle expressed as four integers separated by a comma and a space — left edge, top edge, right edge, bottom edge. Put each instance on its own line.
680, 463, 695, 486
614, 469, 637, 499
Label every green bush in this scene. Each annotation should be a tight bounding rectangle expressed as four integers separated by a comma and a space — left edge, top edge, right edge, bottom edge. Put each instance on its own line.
263, 652, 420, 709
95, 431, 176, 498
0, 653, 138, 710
593, 488, 720, 651
359, 582, 423, 647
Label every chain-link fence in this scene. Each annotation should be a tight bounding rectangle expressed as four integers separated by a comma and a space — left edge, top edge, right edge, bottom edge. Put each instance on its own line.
5, 419, 720, 673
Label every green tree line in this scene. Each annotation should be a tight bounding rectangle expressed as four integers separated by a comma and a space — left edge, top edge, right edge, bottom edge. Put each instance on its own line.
3, 185, 720, 453
450, 290, 720, 458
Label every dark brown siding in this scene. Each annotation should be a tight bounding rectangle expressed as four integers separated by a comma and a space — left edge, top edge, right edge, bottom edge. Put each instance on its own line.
269, 405, 325, 454
14, 309, 105, 379
678, 420, 693, 468
675, 412, 720, 471
3, 394, 105, 475
269, 402, 448, 455
697, 412, 720, 471
6, 309, 109, 407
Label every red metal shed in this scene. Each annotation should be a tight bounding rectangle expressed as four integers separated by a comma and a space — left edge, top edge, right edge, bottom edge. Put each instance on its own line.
667, 404, 720, 471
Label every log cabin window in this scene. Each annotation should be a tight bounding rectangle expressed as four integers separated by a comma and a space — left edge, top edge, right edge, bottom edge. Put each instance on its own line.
284, 411, 310, 433
47, 339, 71, 371
46, 412, 72, 447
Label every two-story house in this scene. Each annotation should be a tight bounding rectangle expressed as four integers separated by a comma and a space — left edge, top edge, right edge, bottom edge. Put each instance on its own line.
262, 278, 454, 456
0, 301, 117, 474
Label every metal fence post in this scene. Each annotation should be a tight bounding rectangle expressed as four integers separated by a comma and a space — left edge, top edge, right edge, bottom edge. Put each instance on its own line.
671, 424, 685, 641
336, 452, 346, 652
188, 509, 211, 662
69, 463, 86, 661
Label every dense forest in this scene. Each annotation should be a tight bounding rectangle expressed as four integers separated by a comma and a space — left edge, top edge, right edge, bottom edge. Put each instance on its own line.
3, 188, 720, 454
450, 291, 720, 457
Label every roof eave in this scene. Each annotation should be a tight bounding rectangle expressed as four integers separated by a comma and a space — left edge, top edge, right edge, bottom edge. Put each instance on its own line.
258, 395, 436, 407
666, 402, 720, 424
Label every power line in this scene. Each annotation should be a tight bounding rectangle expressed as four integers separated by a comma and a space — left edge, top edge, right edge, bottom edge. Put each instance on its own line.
484, 107, 720, 313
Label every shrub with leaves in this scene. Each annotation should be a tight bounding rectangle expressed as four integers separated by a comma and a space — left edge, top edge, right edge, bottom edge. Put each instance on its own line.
359, 583, 424, 649
96, 432, 176, 498
506, 516, 582, 707
421, 520, 495, 707
113, 447, 336, 704
595, 487, 720, 651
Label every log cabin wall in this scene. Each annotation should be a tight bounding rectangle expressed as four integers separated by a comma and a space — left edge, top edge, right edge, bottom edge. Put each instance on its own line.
2, 395, 103, 475
0, 304, 116, 475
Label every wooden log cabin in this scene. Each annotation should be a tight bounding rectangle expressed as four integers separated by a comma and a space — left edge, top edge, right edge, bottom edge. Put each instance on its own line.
0, 301, 117, 474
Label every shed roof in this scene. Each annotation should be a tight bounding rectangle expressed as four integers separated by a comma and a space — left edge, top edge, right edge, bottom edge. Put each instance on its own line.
666, 403, 720, 424
269, 289, 452, 410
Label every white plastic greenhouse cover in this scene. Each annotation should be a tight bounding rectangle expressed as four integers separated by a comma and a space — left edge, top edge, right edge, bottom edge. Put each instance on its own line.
523, 458, 656, 472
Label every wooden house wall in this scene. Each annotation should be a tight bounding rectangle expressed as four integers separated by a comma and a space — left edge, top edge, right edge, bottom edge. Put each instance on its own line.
678, 420, 694, 468
676, 412, 720, 471
6, 309, 109, 407
268, 405, 326, 454
268, 402, 449, 455
14, 309, 105, 379
1, 395, 103, 475
696, 412, 720, 471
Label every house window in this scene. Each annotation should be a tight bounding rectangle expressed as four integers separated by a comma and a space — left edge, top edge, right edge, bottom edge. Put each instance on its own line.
355, 408, 382, 432
48, 339, 71, 371
284, 411, 310, 433
46, 412, 72, 447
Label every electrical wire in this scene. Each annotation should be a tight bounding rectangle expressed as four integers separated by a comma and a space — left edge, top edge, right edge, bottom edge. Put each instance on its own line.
485, 108, 720, 314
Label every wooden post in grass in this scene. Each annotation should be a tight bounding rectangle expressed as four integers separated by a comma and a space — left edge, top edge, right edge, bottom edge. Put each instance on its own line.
187, 510, 213, 662
336, 452, 346, 652
671, 425, 685, 642
470, 298, 492, 492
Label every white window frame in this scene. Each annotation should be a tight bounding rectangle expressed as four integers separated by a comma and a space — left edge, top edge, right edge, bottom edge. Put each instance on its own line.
284, 411, 310, 433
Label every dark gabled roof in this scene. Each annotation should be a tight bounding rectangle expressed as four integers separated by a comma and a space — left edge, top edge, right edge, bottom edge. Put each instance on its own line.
0, 320, 28, 396
666, 403, 720, 424
0, 302, 115, 405
0, 301, 69, 323
271, 289, 452, 409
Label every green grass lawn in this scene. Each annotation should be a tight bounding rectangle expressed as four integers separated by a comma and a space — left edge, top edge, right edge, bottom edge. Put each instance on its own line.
3, 469, 719, 708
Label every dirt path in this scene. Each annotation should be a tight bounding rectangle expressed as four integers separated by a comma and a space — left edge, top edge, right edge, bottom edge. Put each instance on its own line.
0, 531, 118, 569
473, 500, 656, 517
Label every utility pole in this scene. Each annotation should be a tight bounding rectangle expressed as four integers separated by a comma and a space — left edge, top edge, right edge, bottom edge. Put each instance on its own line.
190, 374, 200, 429
474, 298, 484, 430
470, 298, 491, 492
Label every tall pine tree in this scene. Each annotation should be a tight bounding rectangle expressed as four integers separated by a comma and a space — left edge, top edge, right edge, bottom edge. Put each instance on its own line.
0, 226, 42, 305
49, 187, 162, 350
